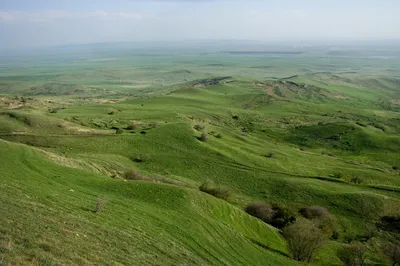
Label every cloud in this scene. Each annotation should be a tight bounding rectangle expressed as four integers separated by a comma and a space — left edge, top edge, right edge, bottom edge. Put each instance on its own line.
0, 10, 152, 22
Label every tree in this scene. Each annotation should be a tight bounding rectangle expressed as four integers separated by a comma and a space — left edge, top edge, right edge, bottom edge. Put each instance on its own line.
282, 218, 326, 262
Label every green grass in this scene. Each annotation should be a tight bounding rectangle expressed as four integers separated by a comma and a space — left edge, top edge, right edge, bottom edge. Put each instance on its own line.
1, 46, 400, 265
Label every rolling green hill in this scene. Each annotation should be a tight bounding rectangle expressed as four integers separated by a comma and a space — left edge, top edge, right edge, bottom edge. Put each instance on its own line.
1, 47, 400, 265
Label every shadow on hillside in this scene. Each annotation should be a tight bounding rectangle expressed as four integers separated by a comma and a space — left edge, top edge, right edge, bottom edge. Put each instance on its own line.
246, 237, 291, 258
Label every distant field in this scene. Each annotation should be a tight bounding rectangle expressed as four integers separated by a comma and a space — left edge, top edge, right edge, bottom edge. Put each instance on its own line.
0, 42, 399, 265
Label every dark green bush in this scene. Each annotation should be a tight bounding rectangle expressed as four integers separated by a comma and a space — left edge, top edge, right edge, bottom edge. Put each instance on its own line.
383, 241, 400, 266
245, 201, 274, 222
198, 133, 209, 142
199, 180, 233, 201
194, 124, 205, 131
264, 152, 275, 158
126, 123, 138, 130
350, 176, 362, 184
338, 244, 367, 266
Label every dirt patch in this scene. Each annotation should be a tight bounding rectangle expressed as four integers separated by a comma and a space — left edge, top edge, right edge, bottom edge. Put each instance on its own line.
94, 99, 122, 104
389, 99, 400, 105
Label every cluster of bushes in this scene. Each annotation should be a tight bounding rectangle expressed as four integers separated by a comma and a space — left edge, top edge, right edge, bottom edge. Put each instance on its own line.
194, 125, 222, 141
245, 201, 295, 229
243, 199, 400, 264
245, 202, 339, 262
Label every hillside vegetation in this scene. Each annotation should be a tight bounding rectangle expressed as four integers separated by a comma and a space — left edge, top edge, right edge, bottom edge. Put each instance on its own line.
0, 47, 400, 265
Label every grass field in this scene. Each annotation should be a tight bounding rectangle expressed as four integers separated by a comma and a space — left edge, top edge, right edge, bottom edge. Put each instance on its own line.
0, 42, 399, 265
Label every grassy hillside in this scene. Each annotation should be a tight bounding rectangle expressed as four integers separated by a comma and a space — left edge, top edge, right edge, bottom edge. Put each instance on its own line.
0, 139, 298, 265
1, 46, 400, 265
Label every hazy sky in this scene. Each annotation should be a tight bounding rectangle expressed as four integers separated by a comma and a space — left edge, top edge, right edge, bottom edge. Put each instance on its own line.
1, 0, 400, 49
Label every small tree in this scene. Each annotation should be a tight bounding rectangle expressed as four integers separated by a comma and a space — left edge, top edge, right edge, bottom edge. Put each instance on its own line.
384, 241, 400, 266
282, 218, 327, 262
338, 244, 367, 266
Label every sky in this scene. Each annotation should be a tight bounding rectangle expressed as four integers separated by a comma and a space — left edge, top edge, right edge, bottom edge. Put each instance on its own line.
1, 0, 400, 49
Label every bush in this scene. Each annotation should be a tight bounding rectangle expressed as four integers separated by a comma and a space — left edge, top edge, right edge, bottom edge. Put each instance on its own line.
377, 214, 400, 233
126, 123, 138, 130
350, 176, 363, 184
95, 198, 107, 213
383, 241, 400, 266
132, 154, 150, 163
264, 152, 275, 158
215, 133, 222, 139
149, 122, 158, 128
270, 204, 296, 229
283, 218, 327, 262
245, 201, 275, 222
199, 180, 233, 201
124, 170, 143, 180
332, 173, 343, 179
124, 169, 190, 187
300, 206, 336, 237
245, 201, 295, 229
338, 244, 367, 266
198, 133, 209, 142
300, 206, 330, 219
116, 128, 123, 134
194, 124, 205, 131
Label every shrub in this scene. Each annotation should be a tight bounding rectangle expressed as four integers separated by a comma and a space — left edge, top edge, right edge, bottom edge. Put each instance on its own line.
283, 218, 327, 262
383, 241, 400, 266
124, 169, 190, 188
245, 201, 275, 222
269, 204, 296, 229
194, 124, 205, 131
199, 180, 233, 201
300, 206, 336, 237
232, 115, 239, 120
300, 206, 330, 219
338, 244, 367, 266
198, 133, 208, 142
245, 201, 295, 229
350, 176, 363, 184
124, 170, 143, 180
95, 198, 107, 213
377, 214, 400, 233
393, 166, 399, 171
116, 128, 123, 134
332, 173, 343, 179
132, 154, 150, 163
215, 133, 222, 139
264, 152, 275, 158
149, 122, 158, 128
126, 123, 138, 130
